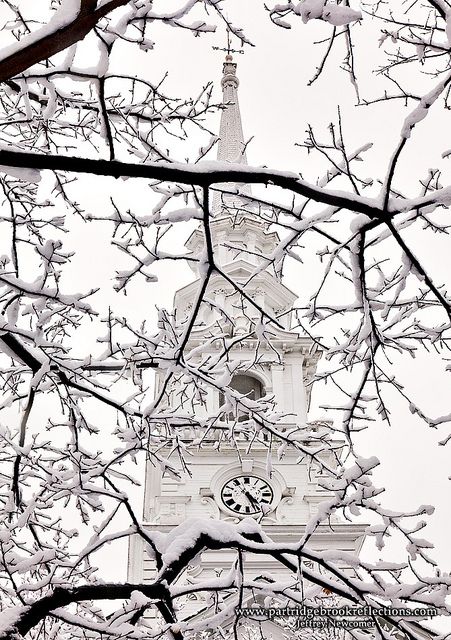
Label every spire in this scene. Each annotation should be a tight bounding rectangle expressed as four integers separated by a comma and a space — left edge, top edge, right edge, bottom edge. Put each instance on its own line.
213, 55, 251, 213
217, 55, 248, 165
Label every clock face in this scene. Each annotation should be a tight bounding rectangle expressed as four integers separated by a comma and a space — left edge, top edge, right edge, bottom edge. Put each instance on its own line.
221, 475, 274, 515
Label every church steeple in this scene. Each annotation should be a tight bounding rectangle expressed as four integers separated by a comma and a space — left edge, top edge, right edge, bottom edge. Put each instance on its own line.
128, 52, 366, 639
212, 55, 251, 212
186, 53, 281, 272
217, 55, 248, 165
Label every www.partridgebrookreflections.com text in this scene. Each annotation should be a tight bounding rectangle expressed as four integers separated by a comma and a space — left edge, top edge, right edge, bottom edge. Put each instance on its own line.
235, 605, 437, 629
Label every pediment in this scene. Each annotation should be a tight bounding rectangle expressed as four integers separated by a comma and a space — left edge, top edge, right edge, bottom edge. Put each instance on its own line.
174, 262, 297, 312
185, 217, 280, 253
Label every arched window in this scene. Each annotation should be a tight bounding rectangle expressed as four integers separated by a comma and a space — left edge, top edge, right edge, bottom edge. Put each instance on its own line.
219, 374, 264, 422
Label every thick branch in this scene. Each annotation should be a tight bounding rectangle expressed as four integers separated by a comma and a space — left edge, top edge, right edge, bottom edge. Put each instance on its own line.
0, 333, 41, 372
7, 582, 170, 640
0, 149, 386, 218
0, 0, 130, 83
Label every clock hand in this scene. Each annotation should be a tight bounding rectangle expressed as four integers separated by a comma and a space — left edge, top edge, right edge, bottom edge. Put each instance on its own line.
239, 481, 257, 504
243, 489, 260, 511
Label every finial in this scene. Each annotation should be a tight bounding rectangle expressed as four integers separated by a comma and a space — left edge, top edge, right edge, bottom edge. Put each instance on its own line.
212, 30, 244, 56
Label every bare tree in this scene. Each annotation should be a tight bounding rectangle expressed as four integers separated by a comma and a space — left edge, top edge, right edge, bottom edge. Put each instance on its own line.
0, 1, 450, 640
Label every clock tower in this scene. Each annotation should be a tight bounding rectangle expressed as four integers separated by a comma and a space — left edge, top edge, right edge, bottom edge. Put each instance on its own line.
127, 55, 366, 637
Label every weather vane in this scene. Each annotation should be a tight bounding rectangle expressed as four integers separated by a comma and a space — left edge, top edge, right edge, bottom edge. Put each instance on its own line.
212, 30, 244, 55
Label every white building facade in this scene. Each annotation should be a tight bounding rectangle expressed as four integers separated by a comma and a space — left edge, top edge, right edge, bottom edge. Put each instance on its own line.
128, 55, 367, 638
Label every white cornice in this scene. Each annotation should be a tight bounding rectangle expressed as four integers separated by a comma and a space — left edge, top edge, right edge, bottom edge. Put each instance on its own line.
174, 262, 297, 308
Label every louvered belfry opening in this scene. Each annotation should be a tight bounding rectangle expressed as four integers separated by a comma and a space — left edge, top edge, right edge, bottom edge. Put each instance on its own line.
219, 374, 263, 422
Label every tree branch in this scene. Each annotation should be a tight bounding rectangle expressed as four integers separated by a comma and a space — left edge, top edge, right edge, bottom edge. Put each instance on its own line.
6, 582, 170, 640
0, 148, 390, 218
0, 0, 131, 83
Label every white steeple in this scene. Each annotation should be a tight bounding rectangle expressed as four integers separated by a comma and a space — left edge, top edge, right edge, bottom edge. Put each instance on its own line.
217, 54, 248, 165
184, 54, 283, 278
212, 54, 252, 212
127, 53, 367, 638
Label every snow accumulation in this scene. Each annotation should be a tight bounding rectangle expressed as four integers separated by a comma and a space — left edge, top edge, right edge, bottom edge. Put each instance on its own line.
321, 4, 362, 26
0, 0, 82, 65
349, 213, 372, 233
0, 165, 41, 183
153, 207, 203, 224
183, 160, 299, 179
401, 74, 451, 139
295, 0, 325, 23
155, 519, 243, 566
0, 273, 94, 313
154, 159, 378, 212
149, 518, 275, 569
41, 79, 58, 120
294, 0, 362, 25
0, 142, 41, 182
0, 606, 29, 635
